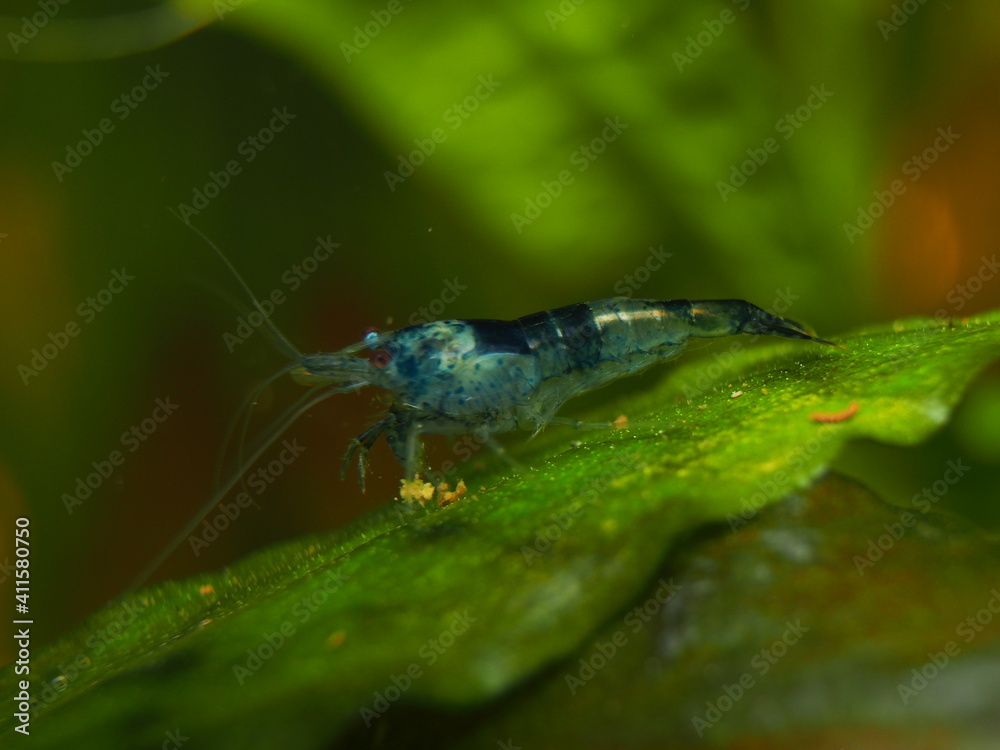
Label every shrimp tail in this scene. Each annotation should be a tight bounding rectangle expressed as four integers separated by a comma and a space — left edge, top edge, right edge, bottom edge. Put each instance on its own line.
688, 299, 838, 347
739, 306, 839, 347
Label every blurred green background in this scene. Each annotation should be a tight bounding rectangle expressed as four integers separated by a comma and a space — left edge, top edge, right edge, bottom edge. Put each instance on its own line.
0, 0, 999, 659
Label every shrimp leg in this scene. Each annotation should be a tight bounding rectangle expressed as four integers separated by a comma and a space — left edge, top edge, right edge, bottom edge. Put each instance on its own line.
342, 405, 428, 490
385, 411, 425, 482
340, 415, 394, 493
546, 416, 627, 430
483, 432, 525, 474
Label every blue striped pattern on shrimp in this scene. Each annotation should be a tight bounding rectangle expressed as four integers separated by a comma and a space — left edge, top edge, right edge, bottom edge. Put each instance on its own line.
293, 297, 835, 488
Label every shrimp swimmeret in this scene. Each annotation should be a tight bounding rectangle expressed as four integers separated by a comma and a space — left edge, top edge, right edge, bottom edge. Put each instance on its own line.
134, 225, 836, 587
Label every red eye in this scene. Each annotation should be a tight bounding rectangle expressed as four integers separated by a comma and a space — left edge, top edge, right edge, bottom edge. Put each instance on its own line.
371, 349, 392, 368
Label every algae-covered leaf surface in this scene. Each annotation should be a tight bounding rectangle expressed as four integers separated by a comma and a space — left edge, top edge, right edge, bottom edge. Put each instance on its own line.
422, 472, 1000, 750
6, 313, 1000, 748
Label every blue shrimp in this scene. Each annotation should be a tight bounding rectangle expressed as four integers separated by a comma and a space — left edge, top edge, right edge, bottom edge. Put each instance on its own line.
295, 298, 836, 488
133, 225, 835, 587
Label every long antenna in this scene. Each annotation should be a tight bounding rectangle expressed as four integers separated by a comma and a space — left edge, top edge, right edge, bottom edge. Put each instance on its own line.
172, 214, 303, 361
127, 380, 343, 592
129, 215, 311, 591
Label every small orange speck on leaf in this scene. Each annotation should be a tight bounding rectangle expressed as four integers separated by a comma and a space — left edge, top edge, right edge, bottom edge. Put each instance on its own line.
809, 401, 860, 423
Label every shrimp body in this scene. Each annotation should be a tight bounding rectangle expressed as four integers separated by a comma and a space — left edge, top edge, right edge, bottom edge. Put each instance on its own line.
293, 297, 834, 485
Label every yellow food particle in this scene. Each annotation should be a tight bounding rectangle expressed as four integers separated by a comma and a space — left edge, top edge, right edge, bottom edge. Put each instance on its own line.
399, 475, 435, 505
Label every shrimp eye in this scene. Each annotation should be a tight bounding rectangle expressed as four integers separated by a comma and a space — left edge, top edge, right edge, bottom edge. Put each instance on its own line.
371, 349, 392, 368
363, 328, 381, 345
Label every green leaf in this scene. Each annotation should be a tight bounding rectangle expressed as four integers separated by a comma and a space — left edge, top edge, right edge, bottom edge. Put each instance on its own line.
433, 471, 1000, 749
6, 312, 1000, 748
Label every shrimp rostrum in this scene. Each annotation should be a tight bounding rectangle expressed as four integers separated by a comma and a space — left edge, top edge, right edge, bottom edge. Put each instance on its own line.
290, 297, 835, 489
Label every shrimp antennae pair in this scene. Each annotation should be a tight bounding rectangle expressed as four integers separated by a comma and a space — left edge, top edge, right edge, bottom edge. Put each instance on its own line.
128, 219, 324, 591
128, 377, 343, 590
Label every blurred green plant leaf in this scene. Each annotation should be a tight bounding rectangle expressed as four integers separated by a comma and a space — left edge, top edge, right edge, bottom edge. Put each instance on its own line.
5, 311, 1000, 748
206, 0, 873, 303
